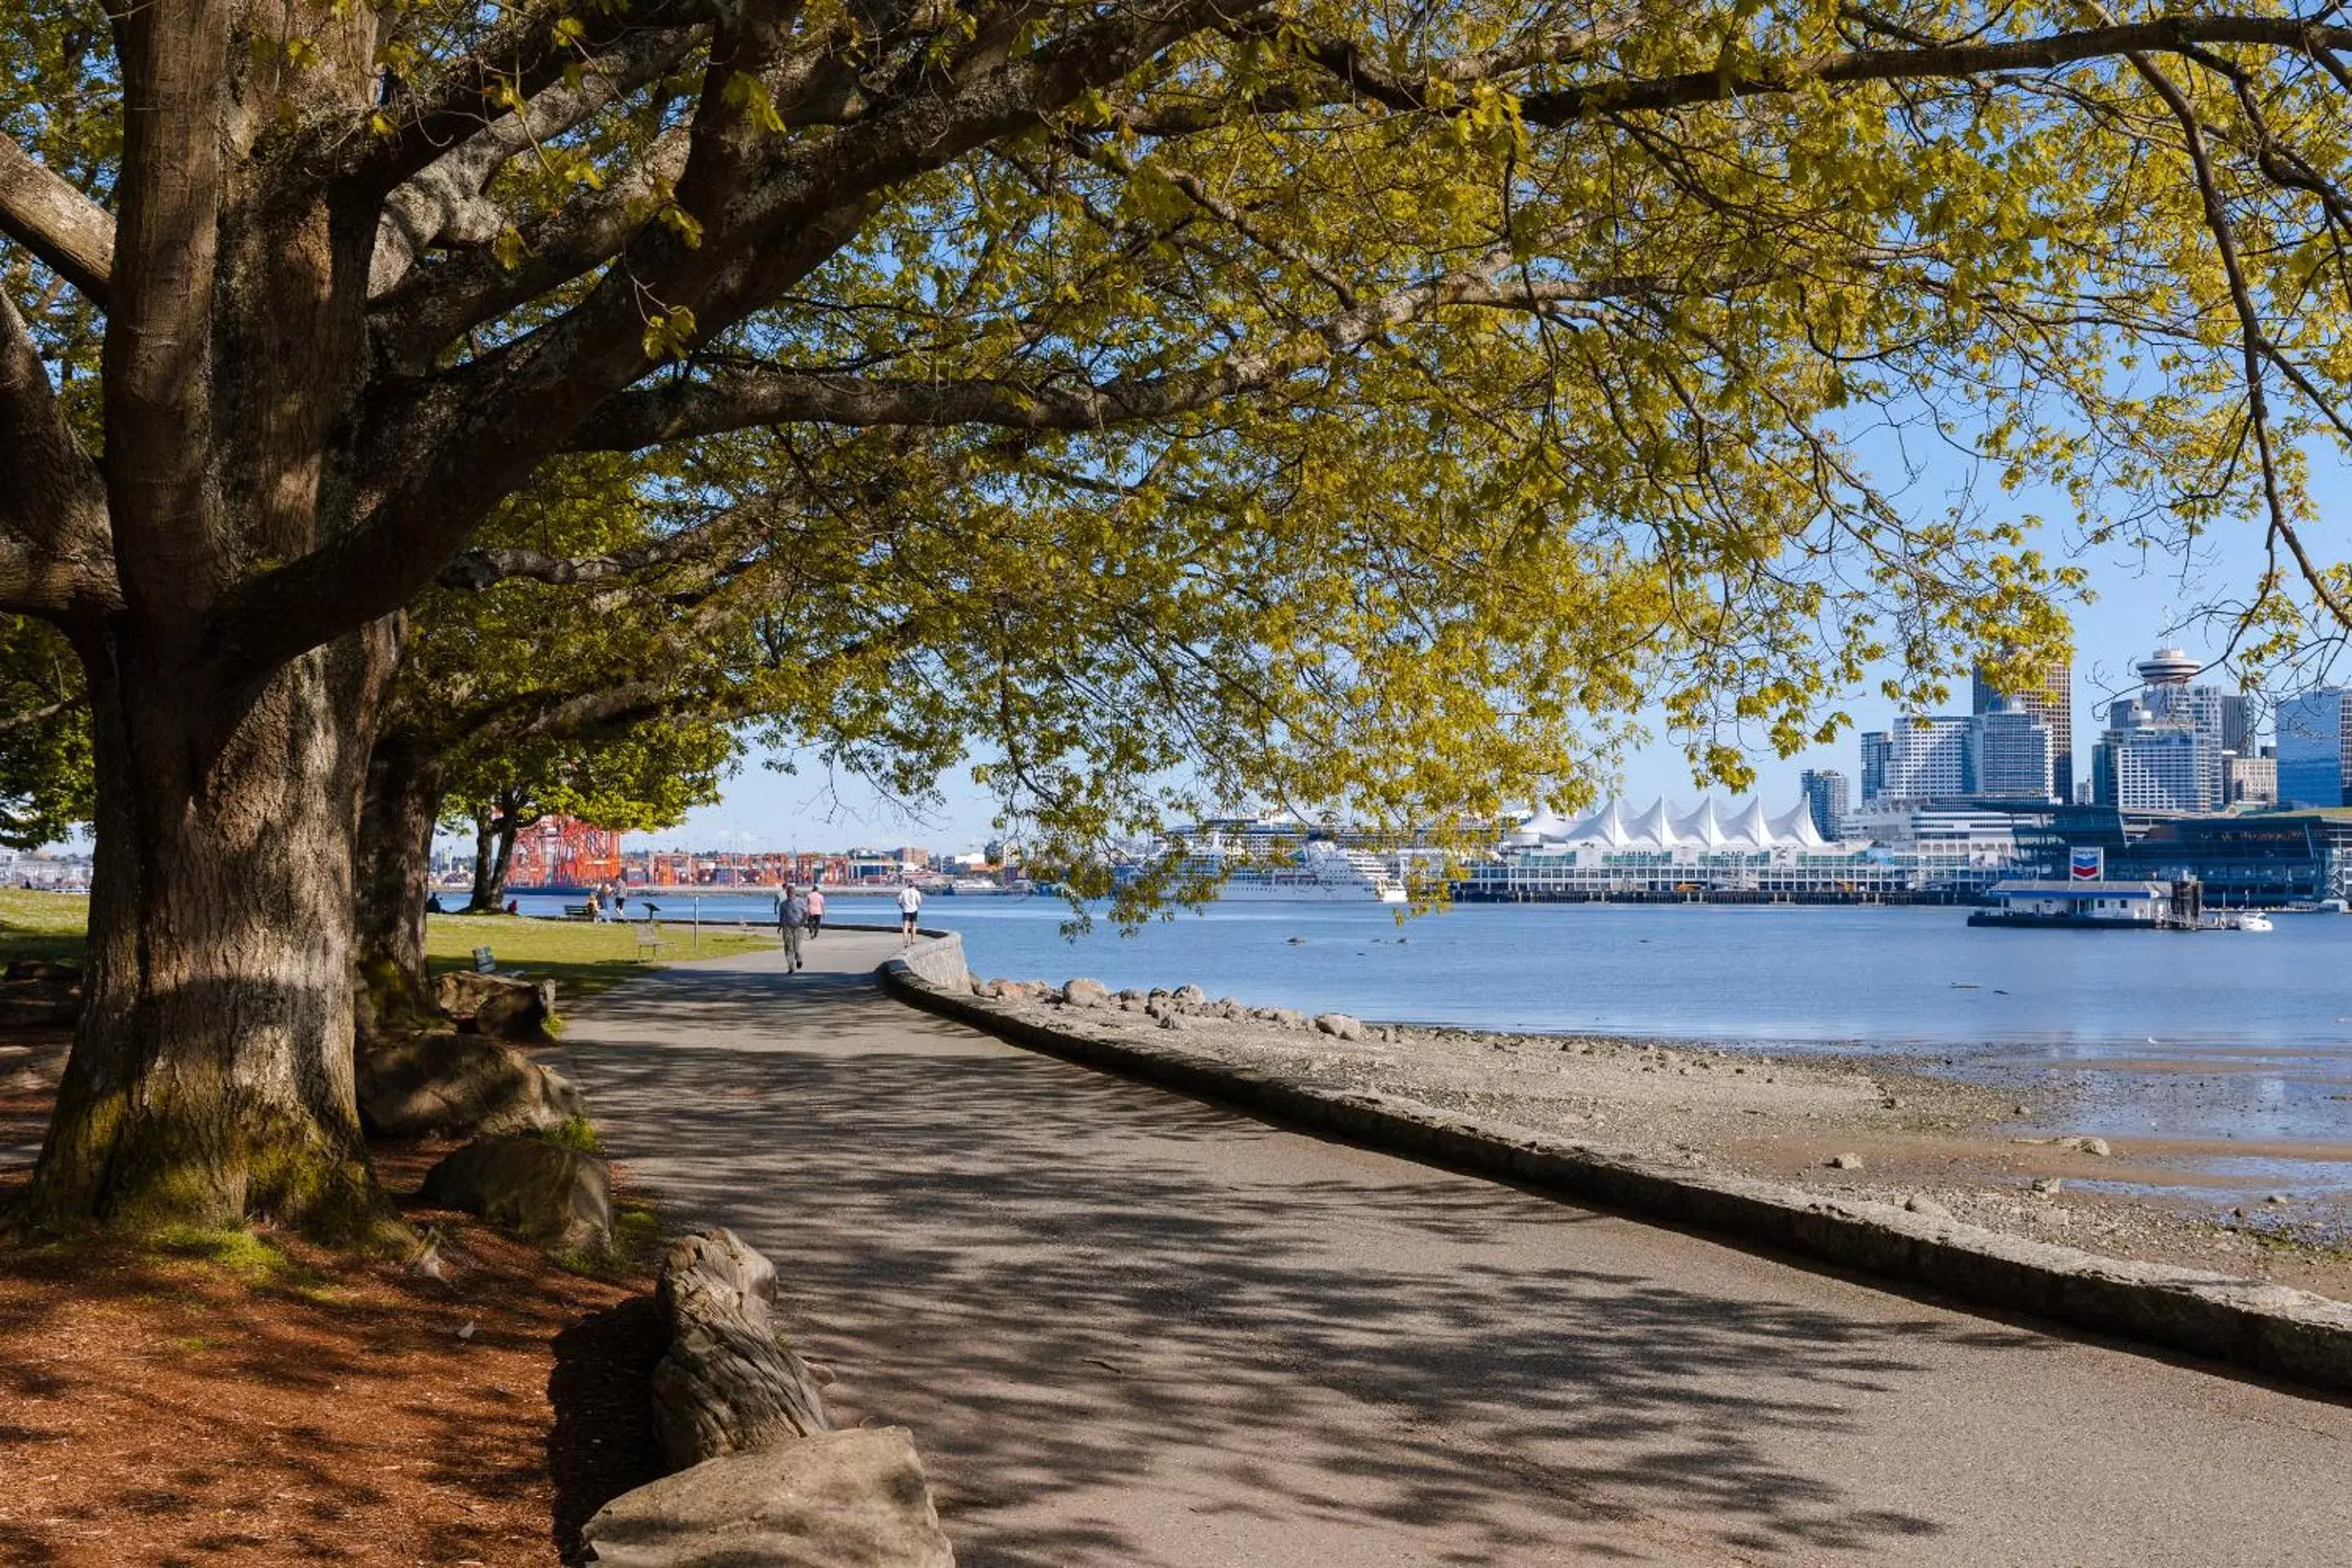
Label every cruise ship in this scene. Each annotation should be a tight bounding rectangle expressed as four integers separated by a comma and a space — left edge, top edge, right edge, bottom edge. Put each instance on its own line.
1146, 819, 1410, 903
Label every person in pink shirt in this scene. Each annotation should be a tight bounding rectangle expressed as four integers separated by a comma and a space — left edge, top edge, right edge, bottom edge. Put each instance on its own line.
805, 884, 826, 938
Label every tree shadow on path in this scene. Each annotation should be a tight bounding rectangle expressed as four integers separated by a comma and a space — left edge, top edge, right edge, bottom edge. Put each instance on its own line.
548, 964, 2181, 1566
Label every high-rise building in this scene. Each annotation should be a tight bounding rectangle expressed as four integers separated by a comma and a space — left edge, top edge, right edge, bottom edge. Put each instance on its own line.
1967, 702, 2056, 800
2277, 689, 2352, 808
1798, 768, 1850, 840
2221, 693, 2254, 756
2093, 697, 2213, 813
1860, 716, 1973, 802
1973, 660, 2074, 802
2226, 754, 2278, 807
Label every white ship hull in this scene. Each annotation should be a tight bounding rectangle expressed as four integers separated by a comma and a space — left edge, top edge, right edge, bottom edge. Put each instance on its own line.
1209, 880, 1409, 903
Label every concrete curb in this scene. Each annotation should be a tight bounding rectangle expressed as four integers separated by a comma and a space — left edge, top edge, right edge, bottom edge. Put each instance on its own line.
879, 958, 2352, 1396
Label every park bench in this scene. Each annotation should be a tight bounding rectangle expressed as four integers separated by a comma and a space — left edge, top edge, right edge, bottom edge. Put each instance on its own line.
472, 946, 497, 973
564, 903, 594, 920
635, 923, 666, 958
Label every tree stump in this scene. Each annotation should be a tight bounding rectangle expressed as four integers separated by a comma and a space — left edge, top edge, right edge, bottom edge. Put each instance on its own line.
651, 1229, 834, 1470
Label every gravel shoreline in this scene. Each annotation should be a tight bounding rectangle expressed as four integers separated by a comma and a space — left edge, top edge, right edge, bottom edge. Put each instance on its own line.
973, 976, 2352, 1302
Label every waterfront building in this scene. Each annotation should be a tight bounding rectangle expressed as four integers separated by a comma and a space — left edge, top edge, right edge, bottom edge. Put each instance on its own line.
1974, 660, 2074, 800
2012, 804, 2352, 907
1842, 803, 2025, 889
2277, 688, 2352, 808
1462, 794, 2020, 901
1967, 702, 2057, 801
1798, 768, 1850, 840
2226, 754, 2278, 807
1860, 716, 1973, 802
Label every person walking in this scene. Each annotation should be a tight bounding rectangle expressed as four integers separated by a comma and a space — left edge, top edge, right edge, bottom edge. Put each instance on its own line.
896, 881, 923, 945
777, 883, 811, 972
805, 884, 826, 938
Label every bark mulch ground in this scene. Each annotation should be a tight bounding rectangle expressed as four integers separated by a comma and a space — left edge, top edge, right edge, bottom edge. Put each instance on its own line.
0, 1034, 669, 1567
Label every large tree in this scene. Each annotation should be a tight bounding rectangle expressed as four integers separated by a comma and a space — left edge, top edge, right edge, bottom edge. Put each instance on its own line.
4, 0, 2350, 1234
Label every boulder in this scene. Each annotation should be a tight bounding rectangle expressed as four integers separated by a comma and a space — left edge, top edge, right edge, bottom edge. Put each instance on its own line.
1060, 978, 1110, 1009
1171, 983, 1207, 1009
1312, 1013, 1365, 1040
0, 978, 78, 1028
653, 1229, 833, 1469
1826, 1152, 1864, 1171
357, 1031, 586, 1138
419, 1135, 611, 1254
435, 969, 558, 1041
581, 1428, 953, 1568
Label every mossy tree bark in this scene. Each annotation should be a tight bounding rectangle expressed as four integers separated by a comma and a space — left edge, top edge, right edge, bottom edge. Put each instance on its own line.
29, 627, 399, 1236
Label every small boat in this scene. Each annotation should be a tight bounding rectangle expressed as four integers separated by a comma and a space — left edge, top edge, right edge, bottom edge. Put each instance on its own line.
2237, 913, 2275, 933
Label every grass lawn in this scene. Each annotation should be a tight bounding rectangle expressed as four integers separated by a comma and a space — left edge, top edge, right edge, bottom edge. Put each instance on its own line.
0, 891, 769, 1005
427, 911, 772, 1004
0, 888, 91, 967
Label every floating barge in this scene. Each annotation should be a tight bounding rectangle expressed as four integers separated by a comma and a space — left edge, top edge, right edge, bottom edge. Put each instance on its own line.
1967, 876, 2203, 930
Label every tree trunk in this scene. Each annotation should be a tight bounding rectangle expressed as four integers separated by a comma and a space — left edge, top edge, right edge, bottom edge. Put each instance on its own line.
466, 795, 523, 912
355, 731, 444, 1025
27, 625, 400, 1238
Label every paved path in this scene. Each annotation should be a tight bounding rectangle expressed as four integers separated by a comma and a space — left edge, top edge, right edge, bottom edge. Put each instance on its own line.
552, 938, 2352, 1566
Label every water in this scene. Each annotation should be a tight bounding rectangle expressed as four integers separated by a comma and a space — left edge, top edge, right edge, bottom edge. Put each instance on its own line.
503, 893, 2352, 1146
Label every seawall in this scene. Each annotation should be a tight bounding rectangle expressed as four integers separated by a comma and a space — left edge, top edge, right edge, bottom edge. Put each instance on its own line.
878, 946, 2352, 1396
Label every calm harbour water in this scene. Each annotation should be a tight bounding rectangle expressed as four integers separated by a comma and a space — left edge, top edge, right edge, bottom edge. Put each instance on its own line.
510, 893, 2352, 1146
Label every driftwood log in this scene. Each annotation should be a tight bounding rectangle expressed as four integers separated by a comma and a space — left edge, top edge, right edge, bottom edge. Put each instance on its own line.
651, 1228, 834, 1469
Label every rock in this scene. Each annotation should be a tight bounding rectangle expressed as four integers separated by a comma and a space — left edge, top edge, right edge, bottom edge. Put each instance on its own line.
1285, 935, 1306, 944
1826, 1152, 1864, 1171
1904, 1195, 1953, 1219
1116, 989, 1144, 1003
581, 1428, 952, 1568
434, 969, 558, 1042
357, 1031, 587, 1138
651, 1229, 832, 1469
419, 1135, 611, 1254
969, 978, 998, 998
1157, 1012, 1188, 1031
2265, 1192, 2292, 1205
2031, 1177, 2064, 1196
1269, 1008, 1305, 1028
2060, 1136, 2113, 1157
1312, 1013, 1365, 1040
1171, 983, 1207, 1009
0, 982, 78, 1028
1060, 978, 1110, 1008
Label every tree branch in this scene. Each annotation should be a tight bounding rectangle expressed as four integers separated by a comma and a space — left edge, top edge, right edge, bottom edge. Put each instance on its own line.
434, 509, 768, 589
327, 2, 714, 194
0, 138, 114, 307
570, 261, 1668, 446
0, 292, 117, 620
216, 0, 1270, 683
369, 29, 698, 298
